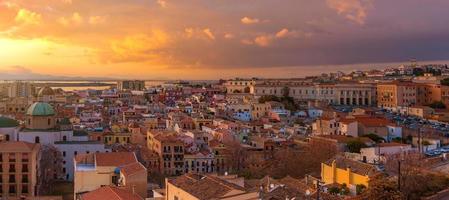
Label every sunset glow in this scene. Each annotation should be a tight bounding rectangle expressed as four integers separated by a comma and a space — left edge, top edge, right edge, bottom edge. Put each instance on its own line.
1, 0, 449, 79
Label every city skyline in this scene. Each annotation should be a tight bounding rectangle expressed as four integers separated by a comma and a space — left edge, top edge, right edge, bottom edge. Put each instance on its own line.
1, 0, 449, 79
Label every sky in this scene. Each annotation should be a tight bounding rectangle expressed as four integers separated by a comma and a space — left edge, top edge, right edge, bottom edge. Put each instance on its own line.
0, 0, 449, 80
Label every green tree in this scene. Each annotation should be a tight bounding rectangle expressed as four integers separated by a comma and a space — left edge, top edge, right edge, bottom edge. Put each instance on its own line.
356, 184, 366, 195
328, 187, 340, 195
347, 139, 367, 153
362, 133, 385, 143
441, 78, 449, 86
428, 101, 446, 109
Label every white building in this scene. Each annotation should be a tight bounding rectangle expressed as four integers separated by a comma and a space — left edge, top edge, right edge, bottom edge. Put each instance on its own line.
15, 102, 108, 181
360, 143, 413, 164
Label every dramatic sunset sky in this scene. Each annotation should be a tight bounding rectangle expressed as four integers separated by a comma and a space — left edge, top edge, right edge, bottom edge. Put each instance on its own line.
0, 0, 449, 79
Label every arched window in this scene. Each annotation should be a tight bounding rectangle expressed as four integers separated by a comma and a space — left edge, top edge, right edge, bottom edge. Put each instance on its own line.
35, 137, 40, 144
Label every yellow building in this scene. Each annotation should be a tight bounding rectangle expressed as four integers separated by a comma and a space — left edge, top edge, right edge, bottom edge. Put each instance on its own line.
103, 133, 131, 145
321, 156, 378, 189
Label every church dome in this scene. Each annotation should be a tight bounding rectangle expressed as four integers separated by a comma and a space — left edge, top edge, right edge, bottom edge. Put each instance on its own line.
26, 102, 55, 116
37, 86, 55, 97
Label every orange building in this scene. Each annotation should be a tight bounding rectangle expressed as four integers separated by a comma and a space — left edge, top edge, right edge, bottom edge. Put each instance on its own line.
0, 141, 40, 198
147, 131, 185, 175
377, 81, 418, 108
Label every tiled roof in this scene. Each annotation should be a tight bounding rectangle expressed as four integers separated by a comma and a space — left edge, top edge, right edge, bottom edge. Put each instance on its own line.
79, 186, 143, 200
354, 116, 391, 127
324, 156, 378, 176
120, 162, 146, 177
168, 174, 248, 200
0, 141, 39, 152
95, 152, 137, 167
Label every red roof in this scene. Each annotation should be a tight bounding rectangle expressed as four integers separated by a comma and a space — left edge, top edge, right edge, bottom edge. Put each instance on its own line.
120, 162, 146, 177
95, 152, 137, 167
80, 186, 143, 200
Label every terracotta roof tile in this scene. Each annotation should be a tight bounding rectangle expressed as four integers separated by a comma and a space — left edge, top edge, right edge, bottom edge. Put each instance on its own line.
0, 141, 39, 152
120, 162, 146, 177
95, 152, 137, 167
80, 186, 143, 200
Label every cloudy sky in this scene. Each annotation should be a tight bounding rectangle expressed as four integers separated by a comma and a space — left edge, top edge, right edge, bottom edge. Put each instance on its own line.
0, 0, 448, 79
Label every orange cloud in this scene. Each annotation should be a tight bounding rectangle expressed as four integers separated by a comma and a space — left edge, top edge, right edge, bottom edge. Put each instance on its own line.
15, 9, 42, 25
254, 35, 273, 47
326, 0, 372, 25
157, 0, 167, 8
241, 17, 260, 24
203, 28, 215, 40
88, 16, 106, 25
99, 30, 170, 63
58, 12, 83, 26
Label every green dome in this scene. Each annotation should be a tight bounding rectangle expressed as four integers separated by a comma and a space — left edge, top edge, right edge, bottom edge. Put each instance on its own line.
26, 102, 55, 116
0, 117, 19, 128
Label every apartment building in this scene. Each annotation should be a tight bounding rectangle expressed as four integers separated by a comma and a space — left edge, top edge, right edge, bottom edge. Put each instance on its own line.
0, 141, 40, 198
7, 81, 35, 98
377, 81, 418, 108
147, 131, 185, 175
252, 80, 376, 106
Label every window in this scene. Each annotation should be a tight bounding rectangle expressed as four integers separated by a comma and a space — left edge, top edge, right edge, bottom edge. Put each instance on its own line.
9, 153, 15, 162
9, 175, 15, 183
62, 136, 67, 141
74, 151, 78, 156
35, 136, 40, 144
48, 118, 51, 125
21, 153, 28, 162
22, 164, 28, 173
22, 175, 28, 183
9, 164, 16, 172
62, 151, 66, 157
5, 135, 9, 141
9, 185, 15, 194
22, 184, 28, 194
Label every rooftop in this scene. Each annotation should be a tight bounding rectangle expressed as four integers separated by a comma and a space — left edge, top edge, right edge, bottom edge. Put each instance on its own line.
324, 156, 378, 176
26, 102, 55, 116
79, 186, 143, 200
168, 173, 250, 200
0, 141, 40, 152
95, 152, 137, 167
